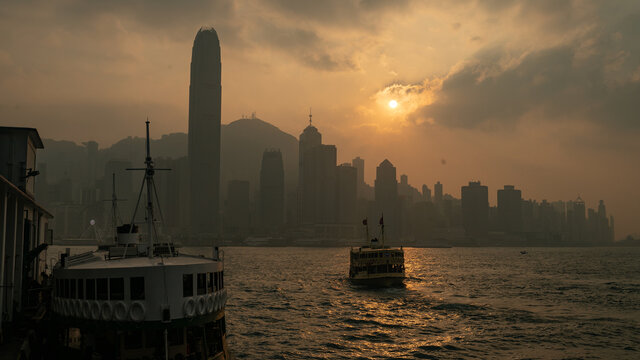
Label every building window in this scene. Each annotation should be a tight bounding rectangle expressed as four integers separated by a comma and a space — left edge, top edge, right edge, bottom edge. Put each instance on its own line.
130, 277, 145, 300
97, 278, 108, 300
78, 279, 84, 300
197, 273, 206, 295
110, 278, 124, 300
183, 274, 193, 297
86, 279, 96, 300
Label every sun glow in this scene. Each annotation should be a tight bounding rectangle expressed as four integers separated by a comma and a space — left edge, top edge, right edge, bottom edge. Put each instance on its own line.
388, 99, 398, 109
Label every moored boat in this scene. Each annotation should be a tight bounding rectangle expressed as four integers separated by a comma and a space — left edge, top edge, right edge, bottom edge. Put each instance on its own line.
50, 121, 229, 359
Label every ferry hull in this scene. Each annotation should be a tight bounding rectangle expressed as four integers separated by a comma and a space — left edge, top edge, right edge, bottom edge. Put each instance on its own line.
349, 275, 405, 287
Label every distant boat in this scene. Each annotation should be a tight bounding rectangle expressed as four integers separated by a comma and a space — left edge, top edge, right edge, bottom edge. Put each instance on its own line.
349, 217, 405, 287
520, 250, 528, 255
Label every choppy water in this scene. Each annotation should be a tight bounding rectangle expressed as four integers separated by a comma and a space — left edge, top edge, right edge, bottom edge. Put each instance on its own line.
48, 246, 640, 359
221, 247, 640, 359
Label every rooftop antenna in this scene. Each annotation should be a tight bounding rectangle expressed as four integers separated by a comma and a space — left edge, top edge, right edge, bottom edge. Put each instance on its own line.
309, 107, 312, 126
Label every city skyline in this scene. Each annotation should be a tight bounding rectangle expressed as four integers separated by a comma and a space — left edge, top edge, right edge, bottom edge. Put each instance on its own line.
1, 1, 639, 237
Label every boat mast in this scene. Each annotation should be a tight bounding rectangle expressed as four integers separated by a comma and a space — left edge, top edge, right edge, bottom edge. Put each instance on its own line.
144, 120, 155, 258
111, 173, 118, 242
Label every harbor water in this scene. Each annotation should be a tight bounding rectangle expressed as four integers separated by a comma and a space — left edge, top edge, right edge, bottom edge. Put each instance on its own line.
48, 246, 640, 359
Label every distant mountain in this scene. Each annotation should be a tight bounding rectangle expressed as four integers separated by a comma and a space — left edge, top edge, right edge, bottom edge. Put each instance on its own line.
221, 117, 298, 194
39, 117, 298, 197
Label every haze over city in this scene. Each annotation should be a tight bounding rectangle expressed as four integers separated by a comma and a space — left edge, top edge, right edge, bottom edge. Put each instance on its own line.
1, 0, 639, 238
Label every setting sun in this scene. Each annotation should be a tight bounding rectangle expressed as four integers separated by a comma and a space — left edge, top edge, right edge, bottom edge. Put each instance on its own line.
388, 99, 398, 109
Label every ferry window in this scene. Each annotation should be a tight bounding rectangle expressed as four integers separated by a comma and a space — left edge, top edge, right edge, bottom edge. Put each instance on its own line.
221, 271, 224, 289
130, 277, 145, 300
124, 331, 143, 350
55, 280, 60, 296
197, 273, 206, 295
70, 278, 77, 298
63, 279, 69, 298
214, 272, 219, 291
86, 279, 96, 300
183, 274, 193, 297
97, 278, 108, 300
78, 279, 84, 299
110, 278, 124, 300
207, 273, 213, 293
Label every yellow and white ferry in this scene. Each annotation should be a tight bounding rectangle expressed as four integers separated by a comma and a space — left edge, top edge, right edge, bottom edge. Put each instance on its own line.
349, 217, 405, 287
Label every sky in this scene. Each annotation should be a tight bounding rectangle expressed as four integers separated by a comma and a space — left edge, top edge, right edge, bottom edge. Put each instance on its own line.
1, 0, 639, 237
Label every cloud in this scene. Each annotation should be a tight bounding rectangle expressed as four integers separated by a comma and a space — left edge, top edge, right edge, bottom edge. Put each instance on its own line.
408, 10, 640, 131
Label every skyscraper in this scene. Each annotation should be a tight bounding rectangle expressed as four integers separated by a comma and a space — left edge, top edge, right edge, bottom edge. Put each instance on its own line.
374, 159, 399, 237
336, 163, 357, 224
461, 181, 489, 237
260, 150, 285, 231
497, 185, 522, 233
352, 156, 365, 198
434, 181, 443, 203
298, 116, 322, 224
188, 27, 222, 234
422, 184, 432, 202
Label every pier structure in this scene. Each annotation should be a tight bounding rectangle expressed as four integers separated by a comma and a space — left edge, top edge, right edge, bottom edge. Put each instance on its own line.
0, 127, 52, 337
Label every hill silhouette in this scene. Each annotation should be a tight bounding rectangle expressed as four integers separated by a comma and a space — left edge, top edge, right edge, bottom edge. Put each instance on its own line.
39, 117, 299, 198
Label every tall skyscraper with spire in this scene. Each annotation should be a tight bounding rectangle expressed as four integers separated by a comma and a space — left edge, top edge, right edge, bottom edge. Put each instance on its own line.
188, 27, 221, 234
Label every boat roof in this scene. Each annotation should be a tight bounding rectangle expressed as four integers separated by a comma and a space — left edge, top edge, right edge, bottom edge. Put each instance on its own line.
62, 253, 219, 270
353, 246, 403, 252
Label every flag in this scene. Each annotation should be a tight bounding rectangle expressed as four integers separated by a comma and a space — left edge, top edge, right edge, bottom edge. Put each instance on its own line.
379, 215, 384, 225
362, 218, 368, 226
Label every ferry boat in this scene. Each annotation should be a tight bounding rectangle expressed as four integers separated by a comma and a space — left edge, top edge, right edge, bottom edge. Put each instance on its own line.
349, 217, 405, 287
50, 121, 229, 359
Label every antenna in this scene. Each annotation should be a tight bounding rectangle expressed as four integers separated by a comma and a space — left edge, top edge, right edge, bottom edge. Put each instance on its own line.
308, 107, 312, 126
126, 119, 171, 257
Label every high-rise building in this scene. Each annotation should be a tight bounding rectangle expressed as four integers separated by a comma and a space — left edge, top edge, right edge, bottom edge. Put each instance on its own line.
336, 163, 357, 224
434, 181, 443, 203
298, 116, 322, 224
189, 27, 222, 235
422, 184, 432, 202
303, 144, 337, 224
569, 197, 586, 242
374, 159, 399, 236
461, 181, 489, 237
260, 150, 285, 230
224, 180, 250, 235
352, 156, 365, 198
497, 185, 523, 233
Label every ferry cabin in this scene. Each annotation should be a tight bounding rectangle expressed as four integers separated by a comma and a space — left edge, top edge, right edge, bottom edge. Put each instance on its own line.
51, 252, 229, 359
349, 247, 405, 281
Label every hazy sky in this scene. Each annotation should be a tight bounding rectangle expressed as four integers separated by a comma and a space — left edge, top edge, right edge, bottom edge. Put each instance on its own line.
1, 0, 639, 237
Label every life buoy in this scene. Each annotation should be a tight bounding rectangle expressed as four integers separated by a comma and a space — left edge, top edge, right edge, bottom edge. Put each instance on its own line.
71, 299, 81, 317
197, 296, 206, 315
206, 294, 215, 313
101, 302, 113, 320
90, 301, 101, 320
183, 298, 195, 317
82, 301, 91, 318
63, 299, 71, 316
129, 301, 145, 322
214, 292, 221, 312
113, 301, 128, 321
